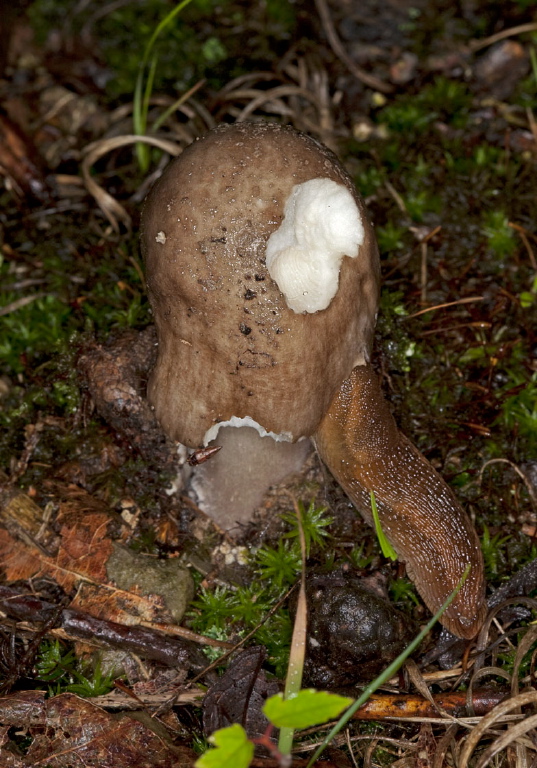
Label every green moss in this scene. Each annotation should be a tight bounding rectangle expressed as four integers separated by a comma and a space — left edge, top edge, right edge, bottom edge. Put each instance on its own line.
255, 540, 302, 589
355, 165, 384, 198
185, 504, 337, 674
482, 210, 517, 258
376, 293, 417, 379
405, 189, 441, 222
0, 295, 73, 374
377, 77, 472, 136
376, 222, 408, 254
389, 578, 420, 608
481, 525, 513, 580
34, 640, 116, 697
0, 231, 148, 379
417, 77, 472, 127
496, 372, 537, 453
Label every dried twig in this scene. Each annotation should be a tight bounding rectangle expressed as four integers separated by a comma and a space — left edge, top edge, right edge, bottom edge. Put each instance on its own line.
0, 586, 222, 667
313, 0, 393, 93
81, 134, 182, 231
403, 296, 485, 320
469, 22, 537, 52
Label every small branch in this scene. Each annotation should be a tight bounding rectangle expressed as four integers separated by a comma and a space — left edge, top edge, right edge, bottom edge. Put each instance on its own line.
403, 296, 485, 320
349, 690, 507, 721
0, 586, 210, 668
313, 0, 393, 94
469, 22, 537, 52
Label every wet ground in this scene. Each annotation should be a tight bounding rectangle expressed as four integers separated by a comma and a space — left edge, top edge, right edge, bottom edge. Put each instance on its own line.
0, 0, 536, 765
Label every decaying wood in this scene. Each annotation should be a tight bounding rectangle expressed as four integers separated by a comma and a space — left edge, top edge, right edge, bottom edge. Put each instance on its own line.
350, 690, 507, 721
0, 586, 209, 669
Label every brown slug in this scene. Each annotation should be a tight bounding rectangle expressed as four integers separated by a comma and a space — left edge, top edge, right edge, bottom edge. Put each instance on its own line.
314, 364, 487, 639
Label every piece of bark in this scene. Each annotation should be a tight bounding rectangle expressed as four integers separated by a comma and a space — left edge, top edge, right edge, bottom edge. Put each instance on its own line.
77, 327, 177, 469
350, 690, 506, 720
0, 586, 207, 670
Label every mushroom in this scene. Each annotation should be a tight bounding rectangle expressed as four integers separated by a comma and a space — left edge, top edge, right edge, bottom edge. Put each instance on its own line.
141, 121, 378, 528
141, 121, 486, 639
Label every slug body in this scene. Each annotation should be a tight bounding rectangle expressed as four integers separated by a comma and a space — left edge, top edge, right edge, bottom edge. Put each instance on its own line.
314, 364, 486, 639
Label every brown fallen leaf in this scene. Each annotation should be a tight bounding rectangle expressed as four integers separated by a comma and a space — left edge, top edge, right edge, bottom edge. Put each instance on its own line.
0, 690, 197, 767
0, 480, 191, 629
203, 646, 279, 742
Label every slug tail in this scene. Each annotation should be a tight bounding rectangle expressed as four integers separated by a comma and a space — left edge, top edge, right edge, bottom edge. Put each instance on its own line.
315, 364, 486, 640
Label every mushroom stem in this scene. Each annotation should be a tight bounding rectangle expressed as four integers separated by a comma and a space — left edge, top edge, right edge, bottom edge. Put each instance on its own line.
314, 364, 486, 639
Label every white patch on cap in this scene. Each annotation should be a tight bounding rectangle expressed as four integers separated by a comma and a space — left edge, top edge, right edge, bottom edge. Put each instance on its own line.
155, 231, 167, 244
265, 178, 364, 313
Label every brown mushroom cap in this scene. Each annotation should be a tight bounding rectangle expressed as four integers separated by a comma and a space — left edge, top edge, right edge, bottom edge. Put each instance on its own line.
142, 122, 379, 447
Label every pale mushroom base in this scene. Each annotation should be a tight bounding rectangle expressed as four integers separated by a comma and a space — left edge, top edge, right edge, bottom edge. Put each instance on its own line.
189, 426, 312, 533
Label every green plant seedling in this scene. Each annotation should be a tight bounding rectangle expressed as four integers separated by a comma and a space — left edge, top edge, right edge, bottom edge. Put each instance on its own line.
66, 660, 116, 697
35, 639, 78, 688
196, 723, 254, 768
195, 690, 352, 768
265, 689, 353, 729
280, 501, 333, 558
133, 0, 196, 172
389, 578, 421, 607
371, 491, 398, 560
254, 539, 302, 590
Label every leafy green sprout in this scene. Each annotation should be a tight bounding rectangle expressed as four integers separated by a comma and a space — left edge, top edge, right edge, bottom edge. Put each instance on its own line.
35, 640, 116, 697
65, 660, 117, 698
34, 639, 78, 688
188, 585, 236, 634
370, 491, 397, 560
254, 539, 302, 590
280, 501, 333, 558
347, 543, 376, 569
255, 503, 333, 587
389, 578, 421, 608
483, 210, 516, 259
481, 524, 512, 579
133, 0, 196, 173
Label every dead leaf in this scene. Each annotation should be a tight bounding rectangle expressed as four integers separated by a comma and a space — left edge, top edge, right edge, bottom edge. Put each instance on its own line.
203, 646, 279, 741
0, 691, 197, 767
0, 486, 187, 627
